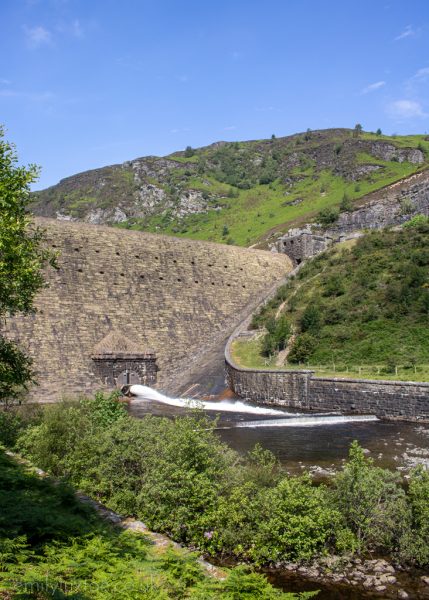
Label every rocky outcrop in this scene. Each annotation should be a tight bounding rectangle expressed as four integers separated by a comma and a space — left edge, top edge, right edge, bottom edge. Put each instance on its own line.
328, 170, 429, 234
30, 129, 427, 237
277, 170, 429, 264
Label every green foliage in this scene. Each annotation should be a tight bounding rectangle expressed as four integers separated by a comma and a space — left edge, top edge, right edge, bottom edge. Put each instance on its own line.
9, 394, 429, 588
33, 129, 429, 248
244, 227, 429, 370
288, 333, 317, 363
250, 474, 340, 563
333, 442, 409, 553
300, 305, 322, 334
0, 128, 53, 406
0, 337, 34, 407
317, 206, 339, 226
399, 466, 429, 565
184, 145, 195, 157
353, 123, 363, 137
339, 192, 352, 212
261, 315, 291, 356
402, 214, 429, 228
376, 128, 382, 136
0, 448, 314, 599
80, 390, 126, 428
189, 565, 318, 599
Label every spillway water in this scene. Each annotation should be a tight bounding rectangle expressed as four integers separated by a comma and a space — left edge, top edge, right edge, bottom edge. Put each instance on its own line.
130, 384, 292, 415
128, 384, 429, 475
130, 384, 377, 423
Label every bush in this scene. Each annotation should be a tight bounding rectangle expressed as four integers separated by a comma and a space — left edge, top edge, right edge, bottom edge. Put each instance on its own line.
250, 474, 342, 563
403, 214, 429, 229
333, 442, 410, 554
300, 305, 322, 333
317, 207, 339, 226
399, 466, 429, 566
340, 193, 352, 212
287, 333, 317, 363
261, 315, 291, 356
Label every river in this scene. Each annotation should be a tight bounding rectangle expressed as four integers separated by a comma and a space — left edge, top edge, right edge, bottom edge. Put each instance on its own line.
127, 386, 429, 598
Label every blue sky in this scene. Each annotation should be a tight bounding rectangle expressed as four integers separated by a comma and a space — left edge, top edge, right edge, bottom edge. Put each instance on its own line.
1, 0, 429, 189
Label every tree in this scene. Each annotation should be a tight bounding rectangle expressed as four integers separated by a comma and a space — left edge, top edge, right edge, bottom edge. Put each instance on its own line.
333, 441, 409, 553
353, 123, 363, 137
0, 127, 52, 406
340, 192, 353, 212
376, 128, 382, 136
184, 145, 195, 157
317, 206, 339, 226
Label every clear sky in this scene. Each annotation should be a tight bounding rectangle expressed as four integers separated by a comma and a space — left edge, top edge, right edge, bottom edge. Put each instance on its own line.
1, 0, 429, 189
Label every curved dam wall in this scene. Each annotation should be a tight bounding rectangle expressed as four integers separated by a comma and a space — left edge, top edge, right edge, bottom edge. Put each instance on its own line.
5, 218, 292, 402
225, 323, 429, 422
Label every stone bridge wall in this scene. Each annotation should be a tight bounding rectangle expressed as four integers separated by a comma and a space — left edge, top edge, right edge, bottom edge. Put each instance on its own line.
5, 218, 291, 402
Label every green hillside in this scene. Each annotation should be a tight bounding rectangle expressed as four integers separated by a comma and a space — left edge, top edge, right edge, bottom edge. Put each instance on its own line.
233, 218, 429, 380
31, 128, 429, 247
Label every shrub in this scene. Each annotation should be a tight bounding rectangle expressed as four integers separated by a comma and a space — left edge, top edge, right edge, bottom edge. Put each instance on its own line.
399, 466, 429, 566
333, 442, 410, 554
317, 207, 339, 226
287, 333, 317, 363
300, 305, 322, 333
250, 474, 341, 563
340, 193, 352, 212
261, 315, 291, 356
403, 214, 429, 229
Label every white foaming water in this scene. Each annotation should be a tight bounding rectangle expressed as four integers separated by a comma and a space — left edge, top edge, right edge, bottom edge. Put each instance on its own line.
235, 415, 379, 428
129, 384, 292, 416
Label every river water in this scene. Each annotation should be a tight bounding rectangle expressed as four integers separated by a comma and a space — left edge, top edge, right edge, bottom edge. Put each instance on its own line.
128, 386, 429, 475
127, 386, 429, 598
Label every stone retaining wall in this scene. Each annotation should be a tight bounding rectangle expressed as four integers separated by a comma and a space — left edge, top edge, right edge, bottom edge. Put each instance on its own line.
225, 356, 429, 421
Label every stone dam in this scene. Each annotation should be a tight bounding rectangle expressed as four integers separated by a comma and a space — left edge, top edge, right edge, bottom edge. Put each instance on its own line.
5, 218, 292, 402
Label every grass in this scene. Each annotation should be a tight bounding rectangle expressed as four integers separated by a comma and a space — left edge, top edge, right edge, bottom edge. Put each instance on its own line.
231, 339, 429, 381
231, 337, 280, 369
234, 224, 429, 381
119, 159, 422, 246
33, 129, 429, 248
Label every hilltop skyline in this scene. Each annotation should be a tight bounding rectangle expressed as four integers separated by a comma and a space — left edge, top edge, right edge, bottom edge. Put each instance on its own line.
1, 0, 429, 189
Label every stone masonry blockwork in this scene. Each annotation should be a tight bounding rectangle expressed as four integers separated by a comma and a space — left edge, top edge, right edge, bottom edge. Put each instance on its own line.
225, 362, 429, 421
5, 218, 292, 402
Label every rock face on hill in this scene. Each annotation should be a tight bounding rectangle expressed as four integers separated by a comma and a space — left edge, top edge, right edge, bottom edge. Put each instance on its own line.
277, 170, 429, 264
31, 129, 426, 246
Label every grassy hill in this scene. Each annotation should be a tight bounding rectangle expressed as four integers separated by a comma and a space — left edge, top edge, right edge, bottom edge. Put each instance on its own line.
232, 218, 429, 380
31, 128, 429, 247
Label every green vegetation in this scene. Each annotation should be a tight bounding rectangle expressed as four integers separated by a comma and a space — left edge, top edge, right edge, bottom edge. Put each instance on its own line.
31, 129, 429, 247
239, 223, 429, 379
0, 128, 53, 406
0, 447, 316, 599
0, 392, 427, 582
